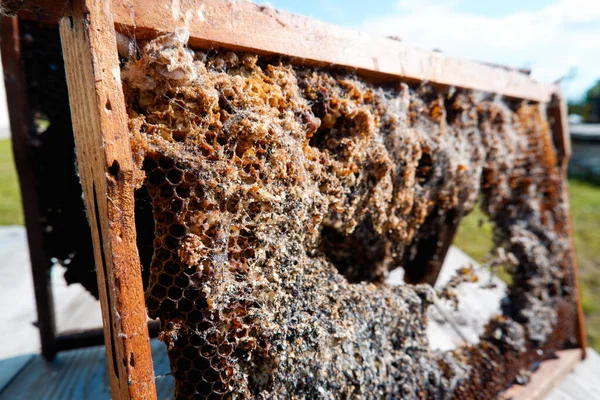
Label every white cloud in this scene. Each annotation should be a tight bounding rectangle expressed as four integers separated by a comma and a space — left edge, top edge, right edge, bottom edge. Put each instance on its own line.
360, 0, 600, 100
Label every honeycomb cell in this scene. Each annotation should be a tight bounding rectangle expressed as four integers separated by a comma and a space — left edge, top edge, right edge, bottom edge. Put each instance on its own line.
151, 284, 166, 299
163, 236, 179, 250
174, 274, 189, 287
168, 286, 183, 300
178, 298, 194, 313
122, 31, 576, 399
175, 185, 191, 198
164, 262, 179, 274
159, 156, 175, 170
159, 185, 174, 199
196, 380, 212, 396
201, 344, 217, 359
177, 357, 192, 372
157, 273, 173, 287
148, 169, 165, 186
192, 356, 211, 371
155, 248, 171, 262
161, 299, 176, 313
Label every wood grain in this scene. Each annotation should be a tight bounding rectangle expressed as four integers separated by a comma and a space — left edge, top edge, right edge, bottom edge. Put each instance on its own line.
108, 0, 557, 102
58, 0, 156, 398
3, 2, 583, 399
547, 349, 600, 400
11, 0, 557, 102
549, 92, 573, 175
502, 349, 584, 400
548, 92, 588, 356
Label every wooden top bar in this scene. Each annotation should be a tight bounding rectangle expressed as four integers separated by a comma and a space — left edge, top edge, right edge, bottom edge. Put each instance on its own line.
10, 0, 558, 102
113, 0, 558, 102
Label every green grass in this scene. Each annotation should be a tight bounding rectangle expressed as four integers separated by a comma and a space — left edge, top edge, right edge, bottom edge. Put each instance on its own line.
454, 178, 600, 351
0, 139, 23, 225
453, 206, 494, 264
568, 178, 600, 351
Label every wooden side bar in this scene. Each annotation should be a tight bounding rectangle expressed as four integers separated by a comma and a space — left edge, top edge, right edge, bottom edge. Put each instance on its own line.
548, 92, 588, 356
59, 0, 156, 398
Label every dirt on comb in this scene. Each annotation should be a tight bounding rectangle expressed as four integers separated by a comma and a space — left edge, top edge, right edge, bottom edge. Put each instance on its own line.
122, 31, 577, 399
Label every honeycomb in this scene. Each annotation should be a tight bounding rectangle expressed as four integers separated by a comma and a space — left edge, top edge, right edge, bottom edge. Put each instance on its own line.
122, 30, 577, 398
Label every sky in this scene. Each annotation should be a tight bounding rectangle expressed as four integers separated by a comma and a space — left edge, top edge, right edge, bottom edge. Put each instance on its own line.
256, 0, 600, 101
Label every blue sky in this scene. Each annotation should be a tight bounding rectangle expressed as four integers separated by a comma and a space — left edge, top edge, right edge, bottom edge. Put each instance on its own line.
257, 0, 600, 101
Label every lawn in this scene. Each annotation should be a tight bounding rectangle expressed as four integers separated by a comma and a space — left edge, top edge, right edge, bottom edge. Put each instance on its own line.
0, 138, 599, 349
0, 139, 23, 225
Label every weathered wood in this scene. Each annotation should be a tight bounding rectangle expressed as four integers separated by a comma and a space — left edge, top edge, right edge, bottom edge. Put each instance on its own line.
0, 16, 58, 360
547, 349, 600, 400
548, 92, 588, 356
112, 0, 557, 103
2, 2, 585, 399
502, 349, 584, 400
10, 0, 555, 102
550, 93, 573, 175
58, 0, 156, 398
0, 0, 67, 19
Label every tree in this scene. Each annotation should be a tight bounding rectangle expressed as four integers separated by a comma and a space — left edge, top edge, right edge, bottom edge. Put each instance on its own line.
586, 80, 600, 102
586, 80, 600, 122
568, 80, 600, 122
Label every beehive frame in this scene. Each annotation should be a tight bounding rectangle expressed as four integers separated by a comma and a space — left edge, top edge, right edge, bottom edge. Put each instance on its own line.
1, 0, 587, 399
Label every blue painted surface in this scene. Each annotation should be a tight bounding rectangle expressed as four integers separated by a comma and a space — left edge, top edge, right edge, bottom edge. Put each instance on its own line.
0, 340, 173, 400
0, 354, 34, 395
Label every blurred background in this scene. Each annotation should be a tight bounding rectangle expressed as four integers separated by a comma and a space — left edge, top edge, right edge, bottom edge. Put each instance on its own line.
1, 0, 599, 352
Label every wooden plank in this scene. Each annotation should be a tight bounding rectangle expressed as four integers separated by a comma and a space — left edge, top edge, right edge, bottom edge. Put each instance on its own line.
547, 349, 600, 400
502, 349, 583, 400
0, 0, 65, 19
430, 247, 507, 347
549, 93, 572, 171
0, 354, 34, 394
0, 237, 45, 359
386, 246, 506, 352
7, 0, 556, 102
110, 0, 557, 102
59, 1, 156, 399
0, 340, 173, 400
0, 346, 112, 400
548, 92, 587, 356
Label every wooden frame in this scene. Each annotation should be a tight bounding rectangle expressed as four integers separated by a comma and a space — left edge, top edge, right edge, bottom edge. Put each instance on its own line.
59, 1, 156, 398
0, 12, 164, 362
16, 0, 556, 101
502, 348, 584, 400
2, 0, 586, 399
0, 15, 59, 360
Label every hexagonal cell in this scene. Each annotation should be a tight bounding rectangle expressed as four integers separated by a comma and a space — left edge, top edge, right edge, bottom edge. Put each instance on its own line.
122, 31, 578, 399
